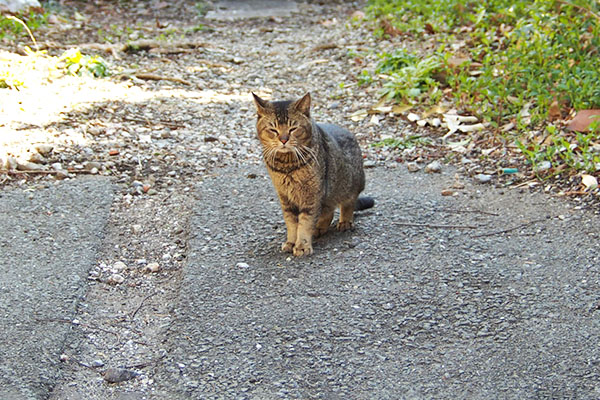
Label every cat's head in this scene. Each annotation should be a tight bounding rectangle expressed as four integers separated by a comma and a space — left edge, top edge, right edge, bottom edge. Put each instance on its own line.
252, 93, 313, 157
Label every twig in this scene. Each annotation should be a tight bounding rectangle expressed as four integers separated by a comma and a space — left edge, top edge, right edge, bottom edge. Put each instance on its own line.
120, 115, 187, 128
130, 291, 158, 320
472, 217, 549, 238
134, 73, 192, 85
124, 353, 167, 370
441, 208, 499, 217
7, 16, 38, 51
394, 222, 479, 229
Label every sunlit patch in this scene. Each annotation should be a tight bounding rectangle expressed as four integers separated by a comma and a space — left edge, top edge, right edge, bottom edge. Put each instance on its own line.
0, 49, 253, 167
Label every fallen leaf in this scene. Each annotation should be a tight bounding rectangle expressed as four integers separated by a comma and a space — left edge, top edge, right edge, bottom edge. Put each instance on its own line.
548, 100, 562, 121
567, 110, 600, 132
392, 104, 412, 114
349, 109, 368, 122
581, 174, 598, 191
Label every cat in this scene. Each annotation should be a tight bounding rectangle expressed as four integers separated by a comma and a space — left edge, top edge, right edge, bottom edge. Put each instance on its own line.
252, 92, 374, 256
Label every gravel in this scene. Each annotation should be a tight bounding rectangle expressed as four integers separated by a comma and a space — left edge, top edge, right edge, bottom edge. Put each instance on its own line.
1, 1, 599, 399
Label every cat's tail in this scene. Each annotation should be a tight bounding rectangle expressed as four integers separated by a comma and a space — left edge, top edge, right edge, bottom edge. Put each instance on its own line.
355, 196, 375, 211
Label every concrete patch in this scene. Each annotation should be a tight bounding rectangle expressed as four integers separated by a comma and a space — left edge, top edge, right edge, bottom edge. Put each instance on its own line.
0, 177, 113, 399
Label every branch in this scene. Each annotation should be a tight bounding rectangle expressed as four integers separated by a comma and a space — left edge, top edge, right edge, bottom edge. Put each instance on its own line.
394, 222, 479, 230
472, 217, 550, 238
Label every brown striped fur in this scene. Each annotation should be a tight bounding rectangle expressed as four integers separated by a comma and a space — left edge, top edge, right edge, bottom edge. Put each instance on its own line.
252, 92, 373, 256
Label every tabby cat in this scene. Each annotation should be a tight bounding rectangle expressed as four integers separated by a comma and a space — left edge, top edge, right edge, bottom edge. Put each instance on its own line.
252, 92, 374, 256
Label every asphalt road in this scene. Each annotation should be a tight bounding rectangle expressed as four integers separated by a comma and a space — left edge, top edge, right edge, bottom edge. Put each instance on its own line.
155, 164, 600, 399
0, 177, 114, 400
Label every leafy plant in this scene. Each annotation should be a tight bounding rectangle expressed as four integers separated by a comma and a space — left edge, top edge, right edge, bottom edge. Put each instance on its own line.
58, 48, 110, 77
361, 0, 600, 175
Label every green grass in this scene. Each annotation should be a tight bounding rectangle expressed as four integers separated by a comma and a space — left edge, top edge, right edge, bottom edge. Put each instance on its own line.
0, 11, 48, 41
361, 0, 600, 176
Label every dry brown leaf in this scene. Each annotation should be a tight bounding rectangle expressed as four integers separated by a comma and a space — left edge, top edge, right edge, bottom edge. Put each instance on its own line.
548, 100, 562, 121
567, 110, 600, 132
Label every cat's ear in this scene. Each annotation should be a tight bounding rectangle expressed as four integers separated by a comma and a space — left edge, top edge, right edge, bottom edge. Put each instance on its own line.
292, 92, 311, 118
252, 92, 269, 117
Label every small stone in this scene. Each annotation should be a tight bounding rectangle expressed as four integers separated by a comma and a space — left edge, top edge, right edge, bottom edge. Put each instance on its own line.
91, 359, 105, 368
108, 149, 120, 156
83, 161, 101, 171
112, 261, 127, 271
474, 174, 492, 183
17, 161, 46, 171
425, 160, 442, 173
103, 368, 138, 383
132, 224, 143, 234
441, 189, 455, 196
236, 262, 250, 269
407, 112, 419, 122
59, 354, 69, 362
35, 144, 54, 156
29, 152, 46, 164
143, 262, 160, 273
406, 162, 420, 172
363, 160, 376, 168
51, 162, 63, 171
534, 161, 552, 173
55, 170, 69, 180
107, 273, 125, 285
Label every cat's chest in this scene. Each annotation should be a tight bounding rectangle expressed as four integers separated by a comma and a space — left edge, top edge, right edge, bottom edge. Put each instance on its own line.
269, 168, 321, 199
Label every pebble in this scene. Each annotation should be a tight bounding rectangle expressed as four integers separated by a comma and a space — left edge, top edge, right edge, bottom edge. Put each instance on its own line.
103, 368, 138, 383
35, 144, 54, 156
236, 262, 250, 269
441, 189, 455, 196
28, 152, 46, 164
112, 261, 127, 271
17, 161, 46, 171
363, 160, 376, 168
406, 162, 420, 172
534, 161, 552, 173
91, 359, 105, 368
107, 273, 125, 285
425, 160, 442, 173
143, 262, 160, 273
132, 224, 143, 234
474, 174, 492, 183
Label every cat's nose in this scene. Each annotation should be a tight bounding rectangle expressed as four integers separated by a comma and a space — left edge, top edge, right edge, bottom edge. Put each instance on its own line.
280, 135, 289, 144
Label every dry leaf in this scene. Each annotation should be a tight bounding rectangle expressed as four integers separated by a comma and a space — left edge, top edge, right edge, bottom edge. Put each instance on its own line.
548, 100, 562, 121
581, 174, 598, 191
392, 104, 412, 114
567, 110, 600, 132
349, 109, 368, 122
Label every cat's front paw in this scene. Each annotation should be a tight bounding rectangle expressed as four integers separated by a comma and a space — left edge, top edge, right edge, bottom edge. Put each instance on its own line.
337, 221, 354, 232
281, 242, 295, 253
293, 242, 313, 257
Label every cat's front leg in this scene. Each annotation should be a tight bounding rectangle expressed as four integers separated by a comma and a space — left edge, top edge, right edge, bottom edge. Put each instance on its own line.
281, 210, 298, 253
293, 211, 317, 256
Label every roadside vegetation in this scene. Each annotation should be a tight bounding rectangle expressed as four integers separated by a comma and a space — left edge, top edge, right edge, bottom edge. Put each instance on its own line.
357, 0, 600, 190
0, 11, 109, 90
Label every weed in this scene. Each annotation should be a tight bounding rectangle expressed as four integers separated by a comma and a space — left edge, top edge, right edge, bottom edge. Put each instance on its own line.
361, 0, 600, 175
59, 48, 110, 78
